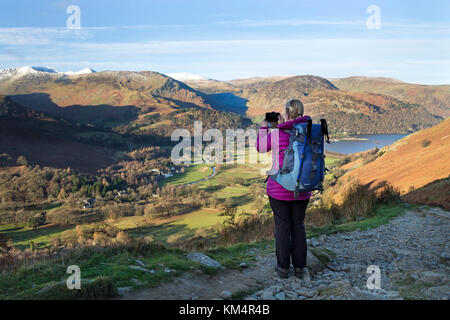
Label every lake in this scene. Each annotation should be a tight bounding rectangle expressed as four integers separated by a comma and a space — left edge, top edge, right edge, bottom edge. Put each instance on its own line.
325, 133, 409, 154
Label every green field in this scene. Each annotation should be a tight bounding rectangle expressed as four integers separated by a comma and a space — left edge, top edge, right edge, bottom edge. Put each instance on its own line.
109, 208, 226, 242
0, 223, 71, 251
0, 152, 341, 255
0, 203, 65, 250
171, 208, 225, 230
161, 164, 213, 186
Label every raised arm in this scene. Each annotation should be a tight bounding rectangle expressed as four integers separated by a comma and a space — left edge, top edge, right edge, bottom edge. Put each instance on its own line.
256, 120, 272, 153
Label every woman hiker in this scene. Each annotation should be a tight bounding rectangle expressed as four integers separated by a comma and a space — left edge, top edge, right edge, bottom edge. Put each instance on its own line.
256, 99, 312, 279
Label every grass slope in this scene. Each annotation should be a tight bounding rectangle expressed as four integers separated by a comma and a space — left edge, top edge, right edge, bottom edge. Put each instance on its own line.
0, 204, 406, 299
341, 118, 450, 194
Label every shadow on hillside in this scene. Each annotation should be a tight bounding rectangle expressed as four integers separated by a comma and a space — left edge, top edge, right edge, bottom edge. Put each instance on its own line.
0, 116, 123, 174
154, 95, 207, 110
402, 176, 450, 210
231, 194, 254, 207
359, 178, 449, 211
361, 179, 390, 192
126, 221, 194, 242
1, 224, 71, 250
206, 93, 248, 115
200, 185, 224, 193
9, 93, 140, 125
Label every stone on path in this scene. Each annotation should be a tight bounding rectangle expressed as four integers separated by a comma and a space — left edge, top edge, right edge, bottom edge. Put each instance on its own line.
118, 287, 132, 296
302, 268, 312, 287
418, 271, 447, 285
129, 265, 156, 274
220, 290, 232, 299
294, 288, 317, 298
186, 252, 224, 269
306, 250, 328, 274
135, 259, 146, 267
274, 292, 286, 300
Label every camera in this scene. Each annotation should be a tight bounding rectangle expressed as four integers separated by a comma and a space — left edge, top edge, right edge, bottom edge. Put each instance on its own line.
265, 112, 280, 126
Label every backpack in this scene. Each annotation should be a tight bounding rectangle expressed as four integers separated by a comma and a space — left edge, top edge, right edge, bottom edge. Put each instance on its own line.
268, 119, 330, 197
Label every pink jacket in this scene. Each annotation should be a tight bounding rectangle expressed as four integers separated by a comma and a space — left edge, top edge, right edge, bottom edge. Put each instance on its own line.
256, 116, 312, 201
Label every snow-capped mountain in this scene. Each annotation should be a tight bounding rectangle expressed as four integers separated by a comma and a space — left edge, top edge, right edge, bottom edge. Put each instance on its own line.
0, 66, 58, 79
18, 66, 59, 74
0, 66, 96, 80
166, 72, 210, 81
64, 68, 96, 75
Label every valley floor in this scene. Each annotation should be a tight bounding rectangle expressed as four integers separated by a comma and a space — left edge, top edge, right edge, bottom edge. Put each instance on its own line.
121, 206, 449, 300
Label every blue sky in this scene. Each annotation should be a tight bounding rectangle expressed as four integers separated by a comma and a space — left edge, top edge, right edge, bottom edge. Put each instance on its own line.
0, 0, 449, 84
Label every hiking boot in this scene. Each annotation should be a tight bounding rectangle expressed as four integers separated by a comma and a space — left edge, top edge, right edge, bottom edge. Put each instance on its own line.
274, 266, 289, 278
294, 267, 304, 279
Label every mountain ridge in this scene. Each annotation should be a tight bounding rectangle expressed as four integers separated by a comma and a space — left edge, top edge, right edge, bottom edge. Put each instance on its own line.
0, 70, 214, 123
1, 68, 447, 136
330, 76, 450, 118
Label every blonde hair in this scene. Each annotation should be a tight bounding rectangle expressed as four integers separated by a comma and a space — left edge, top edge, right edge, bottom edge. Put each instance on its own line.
285, 99, 304, 120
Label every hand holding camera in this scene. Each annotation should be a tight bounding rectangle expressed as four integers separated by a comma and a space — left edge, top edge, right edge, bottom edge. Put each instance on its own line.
265, 112, 281, 128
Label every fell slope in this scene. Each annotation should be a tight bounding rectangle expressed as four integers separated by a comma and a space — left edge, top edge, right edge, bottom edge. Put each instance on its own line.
340, 118, 450, 194
245, 75, 338, 115
0, 70, 213, 122
330, 76, 450, 118
302, 90, 440, 134
0, 95, 120, 173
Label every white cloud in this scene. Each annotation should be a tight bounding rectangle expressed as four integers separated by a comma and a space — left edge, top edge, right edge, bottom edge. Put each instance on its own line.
1, 32, 448, 84
67, 38, 449, 57
218, 18, 450, 28
0, 27, 92, 45
218, 19, 365, 27
218, 18, 450, 36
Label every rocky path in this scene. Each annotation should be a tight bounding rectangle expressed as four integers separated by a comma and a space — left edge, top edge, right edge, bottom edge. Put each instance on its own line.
123, 206, 449, 300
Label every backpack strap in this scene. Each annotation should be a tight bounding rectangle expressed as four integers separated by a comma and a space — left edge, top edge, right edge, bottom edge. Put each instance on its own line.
294, 134, 308, 198
320, 119, 330, 143
264, 129, 292, 183
264, 146, 288, 183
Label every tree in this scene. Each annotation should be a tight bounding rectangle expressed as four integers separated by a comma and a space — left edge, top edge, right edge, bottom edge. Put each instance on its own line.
16, 155, 28, 166
26, 212, 46, 229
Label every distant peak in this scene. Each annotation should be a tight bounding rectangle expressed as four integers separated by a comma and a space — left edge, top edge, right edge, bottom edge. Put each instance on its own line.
166, 72, 210, 81
63, 68, 96, 75
18, 66, 59, 74
0, 66, 59, 80
0, 66, 96, 78
338, 76, 405, 84
0, 66, 96, 79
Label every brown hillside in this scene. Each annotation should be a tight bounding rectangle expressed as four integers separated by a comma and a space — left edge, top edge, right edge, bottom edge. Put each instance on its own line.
402, 177, 450, 210
0, 119, 119, 174
0, 96, 120, 174
181, 79, 239, 94
230, 76, 293, 98
330, 76, 450, 118
340, 118, 450, 194
302, 90, 439, 134
0, 71, 213, 120
245, 75, 338, 115
230, 76, 293, 87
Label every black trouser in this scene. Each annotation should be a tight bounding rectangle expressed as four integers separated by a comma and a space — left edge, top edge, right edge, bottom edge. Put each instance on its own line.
269, 196, 309, 269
